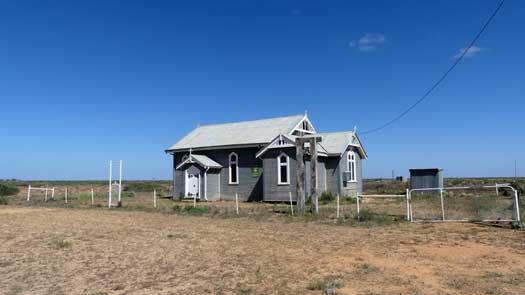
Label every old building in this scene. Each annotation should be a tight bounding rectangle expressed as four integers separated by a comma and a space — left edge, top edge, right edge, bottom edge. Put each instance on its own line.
165, 114, 367, 201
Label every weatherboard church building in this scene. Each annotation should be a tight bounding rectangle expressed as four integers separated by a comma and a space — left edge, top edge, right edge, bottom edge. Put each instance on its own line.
165, 113, 367, 202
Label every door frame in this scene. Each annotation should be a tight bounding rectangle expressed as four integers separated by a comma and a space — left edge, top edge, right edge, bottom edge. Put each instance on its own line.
185, 169, 201, 198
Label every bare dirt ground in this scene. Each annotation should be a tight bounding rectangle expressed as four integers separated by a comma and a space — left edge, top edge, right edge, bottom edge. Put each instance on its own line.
1, 206, 524, 295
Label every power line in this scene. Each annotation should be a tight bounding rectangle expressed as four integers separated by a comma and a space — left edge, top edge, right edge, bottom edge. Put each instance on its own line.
360, 0, 506, 135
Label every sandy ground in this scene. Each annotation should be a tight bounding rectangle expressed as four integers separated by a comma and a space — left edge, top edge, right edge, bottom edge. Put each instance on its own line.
0, 207, 524, 295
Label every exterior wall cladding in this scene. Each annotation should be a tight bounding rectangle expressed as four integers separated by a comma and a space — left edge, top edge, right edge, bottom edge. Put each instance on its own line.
173, 147, 264, 202
173, 146, 363, 202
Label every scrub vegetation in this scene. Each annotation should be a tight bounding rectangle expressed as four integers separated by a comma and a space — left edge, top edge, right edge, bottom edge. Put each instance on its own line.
0, 178, 523, 293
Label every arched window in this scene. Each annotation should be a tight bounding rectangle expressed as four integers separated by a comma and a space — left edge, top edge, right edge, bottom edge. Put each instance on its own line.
229, 152, 239, 184
347, 151, 356, 182
277, 153, 290, 185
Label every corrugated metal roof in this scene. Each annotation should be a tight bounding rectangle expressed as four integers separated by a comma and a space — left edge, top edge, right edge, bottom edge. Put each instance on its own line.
191, 154, 222, 169
318, 131, 355, 154
167, 114, 305, 151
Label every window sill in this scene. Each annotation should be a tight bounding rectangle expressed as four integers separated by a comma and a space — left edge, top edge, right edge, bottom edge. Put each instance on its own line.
277, 183, 290, 186
228, 183, 239, 186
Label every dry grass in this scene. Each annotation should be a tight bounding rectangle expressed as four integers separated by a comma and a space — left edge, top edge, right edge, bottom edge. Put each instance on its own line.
0, 206, 524, 295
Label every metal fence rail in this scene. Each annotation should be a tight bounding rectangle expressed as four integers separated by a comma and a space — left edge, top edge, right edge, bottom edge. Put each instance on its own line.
408, 184, 520, 223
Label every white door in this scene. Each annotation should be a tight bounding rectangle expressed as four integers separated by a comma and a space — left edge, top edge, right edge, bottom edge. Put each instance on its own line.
186, 173, 199, 197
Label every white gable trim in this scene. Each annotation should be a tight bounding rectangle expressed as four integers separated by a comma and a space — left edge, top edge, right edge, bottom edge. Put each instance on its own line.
289, 114, 317, 135
255, 134, 296, 158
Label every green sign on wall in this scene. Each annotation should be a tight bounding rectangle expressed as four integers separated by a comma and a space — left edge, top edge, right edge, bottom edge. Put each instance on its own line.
251, 167, 260, 177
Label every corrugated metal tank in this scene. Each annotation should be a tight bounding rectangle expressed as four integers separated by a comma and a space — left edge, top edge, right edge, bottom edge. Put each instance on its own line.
409, 168, 443, 189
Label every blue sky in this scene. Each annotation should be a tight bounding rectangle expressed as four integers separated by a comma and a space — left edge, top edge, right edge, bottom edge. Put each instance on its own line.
1, 0, 523, 180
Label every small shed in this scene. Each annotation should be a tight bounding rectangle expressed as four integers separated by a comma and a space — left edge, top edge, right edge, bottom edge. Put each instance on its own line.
409, 168, 443, 190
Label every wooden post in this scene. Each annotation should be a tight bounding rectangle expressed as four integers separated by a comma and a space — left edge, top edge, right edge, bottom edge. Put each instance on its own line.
310, 136, 318, 214
91, 187, 94, 206
65, 186, 68, 204
153, 189, 157, 208
289, 191, 294, 215
45, 189, 48, 202
235, 193, 239, 215
336, 194, 340, 218
27, 185, 31, 202
51, 187, 55, 200
193, 193, 196, 208
295, 138, 305, 215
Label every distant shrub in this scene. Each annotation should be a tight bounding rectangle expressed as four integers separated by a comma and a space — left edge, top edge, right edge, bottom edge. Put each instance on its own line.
319, 191, 335, 204
123, 182, 164, 192
358, 208, 374, 222
173, 204, 209, 215
0, 184, 18, 196
344, 196, 357, 204
0, 196, 8, 205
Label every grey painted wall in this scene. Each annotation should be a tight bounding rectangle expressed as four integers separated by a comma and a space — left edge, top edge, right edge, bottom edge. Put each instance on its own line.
172, 145, 363, 202
262, 149, 331, 202
172, 148, 264, 202
261, 148, 297, 202
338, 147, 363, 196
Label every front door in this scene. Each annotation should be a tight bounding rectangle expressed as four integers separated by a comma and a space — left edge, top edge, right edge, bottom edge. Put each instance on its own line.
187, 174, 199, 197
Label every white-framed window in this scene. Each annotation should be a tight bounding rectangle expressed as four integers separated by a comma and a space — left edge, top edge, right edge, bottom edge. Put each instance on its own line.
229, 152, 239, 184
347, 151, 357, 182
277, 153, 290, 185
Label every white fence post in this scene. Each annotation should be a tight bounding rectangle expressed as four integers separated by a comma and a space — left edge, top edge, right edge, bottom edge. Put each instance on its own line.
409, 190, 413, 222
91, 188, 94, 205
439, 188, 445, 220
336, 194, 340, 218
45, 189, 48, 202
27, 185, 31, 202
65, 186, 68, 204
193, 193, 196, 208
153, 189, 157, 208
405, 188, 410, 221
108, 160, 112, 208
289, 191, 294, 215
235, 193, 239, 215
51, 187, 55, 200
356, 191, 360, 220
514, 189, 521, 222
118, 160, 122, 207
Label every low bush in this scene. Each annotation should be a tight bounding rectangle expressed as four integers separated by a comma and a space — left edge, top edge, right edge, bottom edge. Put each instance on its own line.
123, 181, 165, 193
0, 184, 19, 196
0, 196, 8, 205
173, 204, 210, 215
319, 191, 335, 204
358, 208, 374, 222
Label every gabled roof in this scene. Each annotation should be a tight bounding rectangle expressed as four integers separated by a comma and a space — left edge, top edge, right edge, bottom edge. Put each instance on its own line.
176, 154, 222, 169
318, 131, 368, 159
255, 133, 328, 158
166, 114, 306, 152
